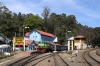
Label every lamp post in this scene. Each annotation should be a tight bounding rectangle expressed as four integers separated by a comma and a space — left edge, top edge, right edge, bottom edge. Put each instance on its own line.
23, 25, 29, 51
23, 25, 29, 37
66, 30, 71, 51
66, 30, 71, 43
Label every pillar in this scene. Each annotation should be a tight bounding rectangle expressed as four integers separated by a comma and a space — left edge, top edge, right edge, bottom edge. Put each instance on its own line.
71, 40, 73, 51
23, 37, 25, 51
68, 40, 70, 51
80, 38, 82, 49
13, 37, 15, 51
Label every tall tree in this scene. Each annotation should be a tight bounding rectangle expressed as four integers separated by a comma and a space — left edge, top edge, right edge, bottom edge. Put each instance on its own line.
24, 13, 42, 32
91, 27, 100, 47
0, 2, 14, 38
41, 6, 50, 32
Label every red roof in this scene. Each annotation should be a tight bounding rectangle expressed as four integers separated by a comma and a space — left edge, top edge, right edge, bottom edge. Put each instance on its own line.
25, 29, 55, 37
74, 35, 85, 39
25, 40, 33, 46
25, 32, 30, 37
37, 30, 54, 37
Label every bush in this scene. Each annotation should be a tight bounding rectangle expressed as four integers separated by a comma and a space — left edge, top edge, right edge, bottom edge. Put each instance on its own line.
0, 53, 7, 59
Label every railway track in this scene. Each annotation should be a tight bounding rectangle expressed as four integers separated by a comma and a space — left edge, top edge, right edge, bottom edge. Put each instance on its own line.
54, 52, 69, 66
7, 51, 69, 66
7, 52, 41, 66
23, 53, 54, 66
3, 50, 100, 66
7, 52, 54, 66
83, 49, 100, 66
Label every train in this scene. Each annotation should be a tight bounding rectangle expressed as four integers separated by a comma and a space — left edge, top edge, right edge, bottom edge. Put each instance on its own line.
36, 42, 53, 53
36, 42, 67, 53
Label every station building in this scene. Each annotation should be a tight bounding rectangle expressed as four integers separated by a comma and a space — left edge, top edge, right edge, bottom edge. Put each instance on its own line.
67, 35, 87, 51
74, 35, 87, 50
15, 29, 57, 51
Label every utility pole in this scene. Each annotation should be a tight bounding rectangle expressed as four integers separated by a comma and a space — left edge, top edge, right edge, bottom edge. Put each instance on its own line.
66, 30, 71, 51
66, 30, 71, 43
23, 25, 25, 51
23, 25, 29, 51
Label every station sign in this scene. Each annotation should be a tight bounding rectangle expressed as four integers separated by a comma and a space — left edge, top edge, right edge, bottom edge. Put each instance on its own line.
14, 37, 24, 44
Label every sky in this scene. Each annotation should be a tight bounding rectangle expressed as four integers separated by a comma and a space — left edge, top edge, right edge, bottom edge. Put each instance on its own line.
1, 0, 100, 28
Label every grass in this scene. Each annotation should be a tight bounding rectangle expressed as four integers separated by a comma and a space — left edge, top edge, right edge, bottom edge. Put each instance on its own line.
0, 54, 13, 63
66, 51, 72, 54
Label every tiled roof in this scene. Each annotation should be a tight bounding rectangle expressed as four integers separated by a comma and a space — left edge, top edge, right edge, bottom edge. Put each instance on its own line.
74, 35, 85, 39
25, 40, 33, 46
25, 32, 30, 37
25, 29, 55, 37
37, 30, 54, 37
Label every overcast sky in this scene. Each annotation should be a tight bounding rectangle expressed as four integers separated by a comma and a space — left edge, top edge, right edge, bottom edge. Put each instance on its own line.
1, 0, 100, 28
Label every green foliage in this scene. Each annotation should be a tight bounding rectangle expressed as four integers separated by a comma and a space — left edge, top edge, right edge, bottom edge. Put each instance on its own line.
24, 14, 42, 32
42, 6, 50, 32
91, 27, 100, 47
0, 53, 7, 59
0, 2, 80, 45
0, 2, 99, 47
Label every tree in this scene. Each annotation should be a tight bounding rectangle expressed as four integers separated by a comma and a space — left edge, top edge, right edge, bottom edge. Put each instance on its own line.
0, 2, 14, 38
24, 13, 42, 32
41, 6, 50, 32
91, 27, 100, 47
78, 26, 94, 46
1, 2, 97, 46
